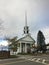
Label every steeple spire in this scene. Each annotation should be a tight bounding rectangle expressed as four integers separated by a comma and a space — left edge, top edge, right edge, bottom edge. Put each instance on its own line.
23, 11, 29, 34
25, 11, 27, 26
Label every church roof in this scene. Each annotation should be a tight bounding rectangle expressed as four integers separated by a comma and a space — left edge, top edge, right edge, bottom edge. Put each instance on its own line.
17, 34, 35, 43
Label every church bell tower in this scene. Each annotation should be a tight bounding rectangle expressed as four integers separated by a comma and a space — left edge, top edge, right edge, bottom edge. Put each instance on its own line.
24, 11, 29, 34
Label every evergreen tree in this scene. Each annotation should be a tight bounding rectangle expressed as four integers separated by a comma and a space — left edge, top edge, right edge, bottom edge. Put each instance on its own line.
37, 30, 46, 53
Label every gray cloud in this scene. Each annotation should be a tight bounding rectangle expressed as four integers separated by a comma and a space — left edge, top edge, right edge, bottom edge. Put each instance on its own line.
0, 0, 49, 42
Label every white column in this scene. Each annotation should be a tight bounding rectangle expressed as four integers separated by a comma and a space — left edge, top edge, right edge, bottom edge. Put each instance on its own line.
20, 42, 22, 53
25, 43, 27, 53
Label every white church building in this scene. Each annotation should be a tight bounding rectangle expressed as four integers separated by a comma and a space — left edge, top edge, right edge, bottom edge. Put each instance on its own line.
16, 12, 35, 54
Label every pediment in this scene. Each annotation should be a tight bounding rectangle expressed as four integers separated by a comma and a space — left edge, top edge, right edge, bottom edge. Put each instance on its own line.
22, 36, 33, 41
18, 35, 35, 42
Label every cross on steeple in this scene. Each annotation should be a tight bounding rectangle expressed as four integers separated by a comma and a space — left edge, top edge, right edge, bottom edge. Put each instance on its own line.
23, 11, 29, 34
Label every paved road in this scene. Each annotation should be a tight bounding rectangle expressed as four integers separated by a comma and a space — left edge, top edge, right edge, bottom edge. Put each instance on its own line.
0, 54, 49, 65
0, 59, 45, 65
17, 55, 49, 64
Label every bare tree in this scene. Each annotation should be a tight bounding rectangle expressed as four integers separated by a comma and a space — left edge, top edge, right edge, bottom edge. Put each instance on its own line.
5, 36, 18, 55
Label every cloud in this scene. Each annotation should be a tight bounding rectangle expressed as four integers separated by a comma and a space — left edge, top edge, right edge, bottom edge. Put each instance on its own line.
0, 0, 49, 43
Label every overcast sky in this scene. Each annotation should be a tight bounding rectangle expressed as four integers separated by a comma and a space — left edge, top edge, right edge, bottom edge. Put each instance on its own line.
0, 0, 49, 44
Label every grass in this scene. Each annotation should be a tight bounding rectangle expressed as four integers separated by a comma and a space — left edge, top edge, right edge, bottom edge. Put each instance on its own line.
10, 55, 18, 58
18, 52, 49, 56
18, 53, 32, 55
0, 53, 49, 59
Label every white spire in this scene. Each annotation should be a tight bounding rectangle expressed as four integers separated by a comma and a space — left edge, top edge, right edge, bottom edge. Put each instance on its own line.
23, 11, 29, 34
25, 11, 27, 26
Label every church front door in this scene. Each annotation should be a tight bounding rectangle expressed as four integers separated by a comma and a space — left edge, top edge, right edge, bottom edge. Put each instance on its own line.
27, 44, 31, 53
21, 43, 25, 53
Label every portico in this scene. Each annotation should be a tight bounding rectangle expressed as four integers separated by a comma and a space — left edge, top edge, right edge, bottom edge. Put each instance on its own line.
17, 34, 35, 53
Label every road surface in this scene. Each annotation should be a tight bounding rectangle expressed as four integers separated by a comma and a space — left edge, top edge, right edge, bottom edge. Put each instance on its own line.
0, 54, 49, 65
0, 59, 45, 65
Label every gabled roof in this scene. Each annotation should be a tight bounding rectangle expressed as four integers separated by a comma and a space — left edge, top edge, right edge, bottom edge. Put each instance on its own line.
17, 34, 35, 43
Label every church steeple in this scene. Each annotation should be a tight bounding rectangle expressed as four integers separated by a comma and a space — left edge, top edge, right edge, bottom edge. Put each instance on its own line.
24, 11, 29, 34
25, 11, 27, 26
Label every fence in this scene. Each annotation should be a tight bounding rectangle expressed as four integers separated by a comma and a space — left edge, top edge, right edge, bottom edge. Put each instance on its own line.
0, 51, 10, 58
